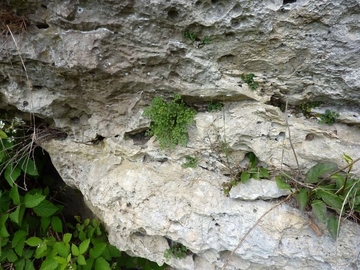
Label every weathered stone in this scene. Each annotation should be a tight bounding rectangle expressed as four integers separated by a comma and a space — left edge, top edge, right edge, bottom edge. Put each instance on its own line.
1, 0, 360, 269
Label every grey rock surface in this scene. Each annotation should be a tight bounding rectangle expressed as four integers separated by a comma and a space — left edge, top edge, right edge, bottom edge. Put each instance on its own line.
1, 0, 360, 269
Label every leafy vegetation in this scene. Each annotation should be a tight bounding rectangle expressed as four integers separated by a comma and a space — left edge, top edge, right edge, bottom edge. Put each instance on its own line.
143, 94, 196, 149
0, 117, 168, 270
222, 152, 270, 195
183, 31, 211, 46
299, 101, 322, 118
240, 73, 258, 90
277, 154, 360, 239
207, 101, 223, 112
164, 243, 188, 261
318, 109, 339, 125
182, 156, 198, 168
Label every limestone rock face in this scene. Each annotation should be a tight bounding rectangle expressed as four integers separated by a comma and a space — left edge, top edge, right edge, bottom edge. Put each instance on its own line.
1, 0, 360, 269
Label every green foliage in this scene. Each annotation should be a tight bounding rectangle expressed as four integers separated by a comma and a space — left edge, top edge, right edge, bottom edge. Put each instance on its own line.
318, 109, 339, 125
182, 156, 198, 168
164, 243, 188, 261
207, 101, 223, 112
276, 154, 360, 240
299, 101, 322, 118
143, 94, 196, 149
0, 118, 168, 270
183, 31, 211, 46
241, 73, 258, 90
223, 152, 269, 195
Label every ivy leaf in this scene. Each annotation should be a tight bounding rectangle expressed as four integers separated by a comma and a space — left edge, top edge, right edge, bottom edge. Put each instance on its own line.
311, 200, 327, 223
305, 162, 338, 183
327, 214, 339, 240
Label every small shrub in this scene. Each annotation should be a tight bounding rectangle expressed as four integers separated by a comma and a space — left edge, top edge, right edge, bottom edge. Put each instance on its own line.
299, 101, 322, 118
164, 243, 188, 260
143, 94, 196, 149
241, 73, 258, 90
318, 109, 339, 125
182, 156, 198, 168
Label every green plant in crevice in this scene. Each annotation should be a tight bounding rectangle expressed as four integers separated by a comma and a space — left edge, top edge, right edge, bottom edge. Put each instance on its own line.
299, 101, 322, 118
143, 94, 196, 149
164, 243, 188, 260
318, 109, 339, 125
222, 152, 270, 195
183, 31, 212, 47
276, 154, 360, 240
207, 101, 223, 112
182, 155, 198, 168
241, 73, 258, 90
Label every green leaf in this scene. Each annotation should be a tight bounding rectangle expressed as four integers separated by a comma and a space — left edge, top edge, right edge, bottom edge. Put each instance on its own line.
25, 258, 35, 270
89, 243, 107, 259
71, 244, 80, 256
305, 162, 338, 183
7, 249, 18, 262
107, 245, 121, 258
4, 165, 21, 187
14, 257, 25, 270
51, 216, 63, 233
275, 175, 291, 190
35, 242, 48, 258
12, 230, 27, 256
311, 200, 327, 223
25, 237, 43, 247
77, 254, 87, 265
295, 188, 308, 212
54, 242, 70, 258
79, 239, 90, 255
39, 257, 58, 270
54, 256, 67, 265
41, 217, 51, 232
9, 205, 25, 225
94, 257, 111, 270
24, 193, 46, 208
327, 214, 339, 240
20, 157, 39, 177
240, 172, 251, 183
33, 200, 59, 217
9, 185, 20, 205
259, 167, 269, 178
317, 190, 343, 212
63, 233, 72, 244
0, 214, 10, 238
83, 258, 94, 270
0, 130, 8, 138
331, 174, 346, 190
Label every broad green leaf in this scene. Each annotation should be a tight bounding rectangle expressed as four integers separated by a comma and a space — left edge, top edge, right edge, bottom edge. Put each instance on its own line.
84, 219, 90, 226
94, 257, 111, 270
41, 217, 51, 232
4, 165, 21, 187
24, 193, 46, 208
35, 242, 48, 258
259, 168, 269, 178
54, 242, 70, 258
0, 214, 10, 238
107, 245, 121, 258
14, 257, 25, 270
83, 258, 94, 270
54, 256, 67, 265
20, 157, 39, 177
7, 249, 18, 262
33, 200, 59, 217
92, 219, 99, 228
12, 230, 27, 256
77, 254, 86, 265
63, 233, 72, 244
305, 162, 338, 183
89, 243, 107, 259
25, 237, 43, 247
311, 200, 327, 223
240, 172, 250, 183
25, 258, 35, 270
275, 175, 291, 190
71, 244, 79, 256
0, 130, 7, 138
295, 188, 308, 212
317, 190, 343, 212
79, 239, 90, 255
51, 216, 63, 233
331, 174, 346, 190
9, 185, 20, 205
327, 214, 339, 240
9, 205, 25, 225
39, 257, 58, 270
